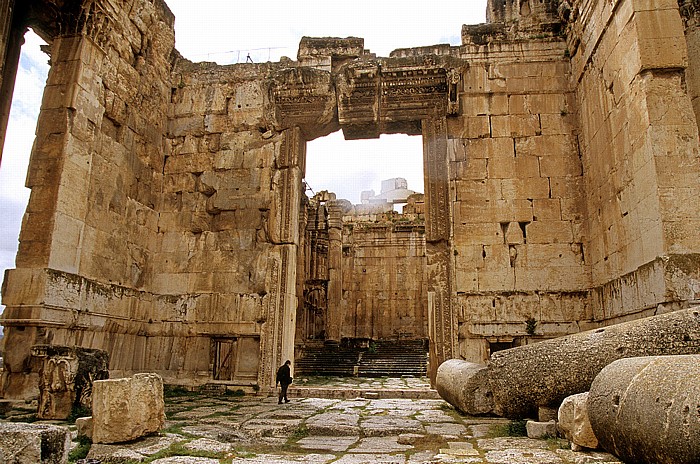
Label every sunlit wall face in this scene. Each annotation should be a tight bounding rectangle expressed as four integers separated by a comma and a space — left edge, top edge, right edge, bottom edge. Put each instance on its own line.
305, 132, 424, 205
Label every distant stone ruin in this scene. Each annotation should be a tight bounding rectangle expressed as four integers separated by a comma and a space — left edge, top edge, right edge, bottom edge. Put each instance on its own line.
0, 0, 699, 398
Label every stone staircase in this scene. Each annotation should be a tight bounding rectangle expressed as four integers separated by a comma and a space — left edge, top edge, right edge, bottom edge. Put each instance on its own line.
295, 339, 428, 378
357, 339, 428, 377
294, 341, 363, 376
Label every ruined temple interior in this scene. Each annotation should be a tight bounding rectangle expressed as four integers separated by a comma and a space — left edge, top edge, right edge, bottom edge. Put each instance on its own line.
0, 0, 699, 398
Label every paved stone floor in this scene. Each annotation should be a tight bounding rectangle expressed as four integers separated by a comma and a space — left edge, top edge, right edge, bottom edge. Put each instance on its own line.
75, 377, 622, 464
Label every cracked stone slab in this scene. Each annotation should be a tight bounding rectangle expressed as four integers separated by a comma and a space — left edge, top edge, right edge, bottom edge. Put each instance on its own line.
170, 406, 227, 419
183, 438, 233, 453
151, 458, 220, 464
224, 453, 336, 463
485, 449, 563, 464
306, 411, 361, 436
424, 422, 467, 436
414, 410, 458, 423
332, 452, 408, 463
554, 449, 622, 463
349, 436, 413, 454
442, 441, 479, 455
361, 416, 424, 436
240, 418, 302, 437
88, 434, 182, 460
477, 436, 551, 450
297, 435, 359, 452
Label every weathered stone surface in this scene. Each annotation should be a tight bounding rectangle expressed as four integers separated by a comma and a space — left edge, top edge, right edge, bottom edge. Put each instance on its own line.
0, 422, 70, 464
92, 373, 166, 444
558, 392, 598, 450
438, 308, 700, 418
526, 420, 557, 439
76, 416, 93, 440
588, 355, 700, 464
435, 359, 493, 415
33, 345, 109, 420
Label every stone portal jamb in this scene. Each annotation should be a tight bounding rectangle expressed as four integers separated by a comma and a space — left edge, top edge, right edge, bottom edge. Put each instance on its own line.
422, 117, 456, 383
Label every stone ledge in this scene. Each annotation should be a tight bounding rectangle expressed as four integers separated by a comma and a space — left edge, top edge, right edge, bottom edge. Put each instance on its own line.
288, 387, 440, 400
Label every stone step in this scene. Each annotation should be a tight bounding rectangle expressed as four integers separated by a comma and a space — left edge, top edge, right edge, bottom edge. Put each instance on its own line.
287, 386, 440, 400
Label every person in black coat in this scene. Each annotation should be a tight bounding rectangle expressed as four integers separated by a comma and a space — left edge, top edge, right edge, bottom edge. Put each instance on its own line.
276, 360, 293, 404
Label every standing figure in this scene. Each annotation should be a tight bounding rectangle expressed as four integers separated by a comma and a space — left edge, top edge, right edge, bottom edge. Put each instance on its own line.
276, 360, 293, 404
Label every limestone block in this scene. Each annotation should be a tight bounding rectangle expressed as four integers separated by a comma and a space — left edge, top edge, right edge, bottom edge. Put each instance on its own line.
92, 373, 166, 444
491, 114, 540, 137
500, 177, 550, 200
558, 392, 598, 450
0, 423, 70, 464
526, 420, 557, 439
515, 135, 577, 158
533, 199, 562, 221
76, 416, 93, 440
588, 355, 700, 464
447, 116, 490, 139
539, 155, 582, 177
435, 360, 494, 415
438, 308, 700, 418
526, 220, 574, 244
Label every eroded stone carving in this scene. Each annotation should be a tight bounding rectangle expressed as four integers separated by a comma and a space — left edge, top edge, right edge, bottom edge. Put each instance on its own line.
34, 345, 109, 420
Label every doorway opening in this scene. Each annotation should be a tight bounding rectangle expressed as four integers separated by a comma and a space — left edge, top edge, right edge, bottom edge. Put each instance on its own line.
305, 131, 424, 209
296, 131, 429, 378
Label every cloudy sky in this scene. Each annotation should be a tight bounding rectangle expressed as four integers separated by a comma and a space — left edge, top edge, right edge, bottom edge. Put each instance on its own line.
0, 1, 487, 301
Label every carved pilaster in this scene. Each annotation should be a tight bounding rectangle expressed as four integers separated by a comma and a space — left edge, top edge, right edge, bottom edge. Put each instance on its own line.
325, 201, 344, 341
262, 245, 297, 387
680, 0, 700, 27
422, 118, 455, 382
269, 129, 303, 245
422, 118, 450, 242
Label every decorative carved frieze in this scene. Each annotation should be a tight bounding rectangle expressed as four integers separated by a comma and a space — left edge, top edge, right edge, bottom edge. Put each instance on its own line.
337, 62, 449, 139
267, 67, 337, 140
679, 0, 700, 27
422, 118, 450, 243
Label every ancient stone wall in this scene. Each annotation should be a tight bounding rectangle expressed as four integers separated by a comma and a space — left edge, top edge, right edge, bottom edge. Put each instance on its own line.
339, 210, 427, 341
2, 0, 700, 393
681, 0, 700, 134
451, 10, 591, 361
297, 195, 427, 343
2, 0, 179, 398
566, 0, 700, 322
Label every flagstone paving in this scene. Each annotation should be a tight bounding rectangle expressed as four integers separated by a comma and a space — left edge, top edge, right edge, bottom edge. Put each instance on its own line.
74, 379, 622, 463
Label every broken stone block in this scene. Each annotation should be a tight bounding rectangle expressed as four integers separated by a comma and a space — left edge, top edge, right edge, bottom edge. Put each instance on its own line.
92, 373, 166, 444
0, 422, 70, 464
526, 420, 557, 439
588, 355, 700, 464
437, 308, 700, 418
558, 392, 598, 450
76, 416, 93, 440
33, 345, 109, 420
435, 359, 493, 415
